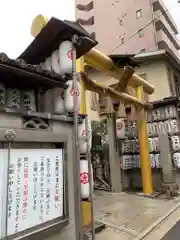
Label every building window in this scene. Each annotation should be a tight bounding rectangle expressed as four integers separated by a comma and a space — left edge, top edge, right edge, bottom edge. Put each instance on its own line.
138, 29, 144, 38
140, 49, 146, 53
136, 9, 142, 19
121, 38, 125, 44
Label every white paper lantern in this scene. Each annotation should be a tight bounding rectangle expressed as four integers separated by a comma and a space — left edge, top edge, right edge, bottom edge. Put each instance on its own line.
170, 120, 178, 134
80, 159, 89, 199
173, 153, 180, 168
116, 118, 126, 139
64, 80, 81, 113
78, 117, 92, 153
79, 140, 87, 154
78, 117, 87, 154
59, 41, 73, 76
122, 155, 132, 170
78, 118, 86, 139
171, 136, 180, 151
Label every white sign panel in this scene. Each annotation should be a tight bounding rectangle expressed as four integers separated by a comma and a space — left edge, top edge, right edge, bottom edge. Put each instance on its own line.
0, 149, 63, 237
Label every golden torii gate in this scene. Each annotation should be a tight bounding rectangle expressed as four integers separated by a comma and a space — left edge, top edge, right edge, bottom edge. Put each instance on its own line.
30, 15, 154, 195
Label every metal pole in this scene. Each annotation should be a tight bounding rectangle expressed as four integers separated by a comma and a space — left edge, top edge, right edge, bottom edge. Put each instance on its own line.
77, 56, 95, 239
136, 86, 153, 195
72, 35, 84, 240
85, 117, 95, 240
107, 113, 122, 192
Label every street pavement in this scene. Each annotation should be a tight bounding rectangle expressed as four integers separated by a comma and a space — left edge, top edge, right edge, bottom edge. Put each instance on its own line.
162, 220, 180, 240
94, 191, 180, 240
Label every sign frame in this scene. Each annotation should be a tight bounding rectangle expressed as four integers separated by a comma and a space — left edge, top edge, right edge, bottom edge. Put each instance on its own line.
0, 129, 69, 240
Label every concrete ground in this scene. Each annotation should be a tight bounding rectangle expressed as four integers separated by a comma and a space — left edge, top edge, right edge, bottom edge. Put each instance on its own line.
93, 191, 180, 240
162, 220, 180, 239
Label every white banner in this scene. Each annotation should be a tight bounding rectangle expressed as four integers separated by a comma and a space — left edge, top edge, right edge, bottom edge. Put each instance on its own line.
0, 149, 63, 237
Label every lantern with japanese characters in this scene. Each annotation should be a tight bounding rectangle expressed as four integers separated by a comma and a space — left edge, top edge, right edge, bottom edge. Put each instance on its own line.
51, 50, 61, 74
64, 80, 81, 112
173, 152, 180, 168
78, 117, 92, 153
171, 136, 180, 151
59, 40, 73, 76
80, 159, 90, 199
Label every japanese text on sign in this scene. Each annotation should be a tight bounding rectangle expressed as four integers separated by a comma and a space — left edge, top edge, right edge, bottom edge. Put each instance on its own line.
5, 149, 64, 237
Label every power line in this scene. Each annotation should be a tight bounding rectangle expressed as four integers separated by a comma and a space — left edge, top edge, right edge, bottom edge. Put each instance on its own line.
111, 0, 180, 52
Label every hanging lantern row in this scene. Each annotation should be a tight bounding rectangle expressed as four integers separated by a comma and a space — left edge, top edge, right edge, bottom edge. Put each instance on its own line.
42, 40, 82, 115
41, 40, 93, 199
78, 117, 93, 199
122, 154, 161, 170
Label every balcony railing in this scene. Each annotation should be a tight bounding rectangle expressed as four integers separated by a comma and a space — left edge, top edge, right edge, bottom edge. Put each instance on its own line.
154, 10, 180, 50
152, 0, 178, 34
156, 29, 180, 56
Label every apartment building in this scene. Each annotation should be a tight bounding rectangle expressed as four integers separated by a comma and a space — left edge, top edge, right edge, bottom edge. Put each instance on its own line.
75, 0, 180, 58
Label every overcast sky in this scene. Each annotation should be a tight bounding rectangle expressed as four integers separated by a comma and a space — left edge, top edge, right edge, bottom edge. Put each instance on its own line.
0, 0, 75, 58
0, 0, 179, 58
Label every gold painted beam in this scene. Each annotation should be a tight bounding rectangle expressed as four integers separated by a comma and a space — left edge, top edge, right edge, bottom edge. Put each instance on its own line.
76, 57, 86, 114
136, 86, 153, 195
84, 48, 155, 94
81, 72, 152, 109
115, 65, 134, 92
